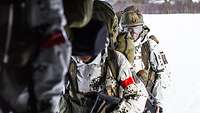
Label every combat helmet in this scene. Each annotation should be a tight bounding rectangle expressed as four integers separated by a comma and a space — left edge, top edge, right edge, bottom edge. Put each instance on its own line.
121, 5, 144, 27
93, 1, 119, 44
71, 18, 108, 56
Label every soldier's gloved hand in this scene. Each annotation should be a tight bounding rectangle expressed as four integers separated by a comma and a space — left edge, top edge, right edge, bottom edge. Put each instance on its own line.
156, 105, 163, 113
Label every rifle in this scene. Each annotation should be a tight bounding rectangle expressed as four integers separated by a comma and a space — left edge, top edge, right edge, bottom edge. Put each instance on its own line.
98, 92, 121, 104
144, 90, 158, 113
139, 78, 163, 113
134, 71, 161, 113
90, 91, 121, 113
144, 96, 163, 113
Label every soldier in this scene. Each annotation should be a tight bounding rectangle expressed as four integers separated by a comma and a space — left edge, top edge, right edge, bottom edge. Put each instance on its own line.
121, 5, 172, 113
0, 0, 94, 112
92, 1, 135, 64
59, 17, 148, 113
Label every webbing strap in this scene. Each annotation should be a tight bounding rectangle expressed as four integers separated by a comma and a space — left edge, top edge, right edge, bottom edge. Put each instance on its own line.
123, 33, 129, 59
67, 59, 81, 105
106, 49, 119, 80
105, 49, 120, 96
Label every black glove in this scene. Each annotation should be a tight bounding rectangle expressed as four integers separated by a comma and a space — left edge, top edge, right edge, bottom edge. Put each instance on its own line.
156, 105, 163, 113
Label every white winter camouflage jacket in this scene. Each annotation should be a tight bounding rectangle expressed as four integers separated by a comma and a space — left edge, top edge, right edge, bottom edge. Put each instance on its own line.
67, 49, 148, 113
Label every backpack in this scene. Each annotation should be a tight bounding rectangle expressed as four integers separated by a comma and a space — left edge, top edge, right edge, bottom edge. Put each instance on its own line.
115, 31, 135, 64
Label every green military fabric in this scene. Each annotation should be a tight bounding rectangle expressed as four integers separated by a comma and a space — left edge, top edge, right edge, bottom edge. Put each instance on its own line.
63, 0, 94, 28
141, 40, 150, 71
121, 5, 143, 27
115, 32, 135, 64
93, 1, 118, 44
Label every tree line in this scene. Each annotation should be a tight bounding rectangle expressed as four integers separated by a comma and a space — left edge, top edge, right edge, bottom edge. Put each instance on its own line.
113, 0, 200, 14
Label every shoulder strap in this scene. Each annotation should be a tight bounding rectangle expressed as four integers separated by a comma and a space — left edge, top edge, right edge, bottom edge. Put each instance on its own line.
104, 49, 120, 96
122, 32, 129, 58
106, 48, 119, 79
67, 58, 80, 102
141, 41, 150, 70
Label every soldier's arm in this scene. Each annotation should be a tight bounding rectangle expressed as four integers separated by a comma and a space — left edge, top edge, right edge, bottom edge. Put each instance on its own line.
111, 52, 148, 113
149, 38, 171, 108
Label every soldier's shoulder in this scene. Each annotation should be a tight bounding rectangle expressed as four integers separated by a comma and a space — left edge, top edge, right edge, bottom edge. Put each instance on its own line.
149, 35, 159, 44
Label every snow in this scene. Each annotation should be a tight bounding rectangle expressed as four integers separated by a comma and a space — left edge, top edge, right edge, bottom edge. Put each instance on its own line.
143, 14, 200, 113
193, 0, 200, 2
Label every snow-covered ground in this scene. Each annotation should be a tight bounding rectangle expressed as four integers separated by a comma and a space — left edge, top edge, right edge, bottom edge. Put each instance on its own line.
144, 14, 200, 113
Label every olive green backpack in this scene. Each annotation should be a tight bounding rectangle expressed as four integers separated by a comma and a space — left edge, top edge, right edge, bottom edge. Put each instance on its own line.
115, 32, 135, 64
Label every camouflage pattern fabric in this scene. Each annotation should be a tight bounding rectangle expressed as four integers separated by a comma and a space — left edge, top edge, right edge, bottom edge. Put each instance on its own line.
63, 0, 94, 28
121, 5, 144, 27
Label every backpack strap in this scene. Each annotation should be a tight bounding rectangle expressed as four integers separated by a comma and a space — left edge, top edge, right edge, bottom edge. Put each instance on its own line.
104, 48, 120, 96
66, 58, 81, 105
120, 33, 129, 59
106, 48, 119, 79
141, 41, 150, 70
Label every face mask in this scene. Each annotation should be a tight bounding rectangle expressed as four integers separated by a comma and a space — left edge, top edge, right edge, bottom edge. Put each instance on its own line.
124, 25, 143, 41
